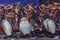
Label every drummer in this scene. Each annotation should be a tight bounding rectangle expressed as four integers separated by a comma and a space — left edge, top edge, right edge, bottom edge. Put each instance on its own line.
28, 4, 40, 26
39, 4, 49, 22
16, 3, 25, 19
0, 9, 4, 33
55, 8, 60, 28
24, 4, 33, 21
5, 4, 16, 30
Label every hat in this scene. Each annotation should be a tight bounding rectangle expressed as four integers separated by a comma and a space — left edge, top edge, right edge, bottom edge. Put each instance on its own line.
4, 4, 13, 9
48, 4, 55, 9
40, 4, 46, 7
54, 2, 58, 5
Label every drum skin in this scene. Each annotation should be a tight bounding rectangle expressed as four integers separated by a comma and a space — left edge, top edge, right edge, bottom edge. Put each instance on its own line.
19, 17, 34, 35
2, 19, 12, 36
43, 19, 56, 34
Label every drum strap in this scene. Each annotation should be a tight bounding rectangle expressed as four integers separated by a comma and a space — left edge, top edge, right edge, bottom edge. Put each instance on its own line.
47, 23, 49, 30
47, 20, 49, 30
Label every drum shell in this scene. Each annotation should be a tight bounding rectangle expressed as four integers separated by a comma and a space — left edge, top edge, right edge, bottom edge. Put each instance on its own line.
19, 17, 34, 35
47, 20, 56, 34
2, 20, 12, 36
43, 19, 49, 30
43, 19, 56, 34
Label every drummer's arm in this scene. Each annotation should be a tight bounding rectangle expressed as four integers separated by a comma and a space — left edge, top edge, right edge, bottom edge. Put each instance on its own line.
54, 9, 58, 15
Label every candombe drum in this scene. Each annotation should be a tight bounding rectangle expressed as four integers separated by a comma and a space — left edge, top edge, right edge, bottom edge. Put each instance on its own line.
19, 17, 34, 35
2, 19, 12, 36
43, 19, 56, 34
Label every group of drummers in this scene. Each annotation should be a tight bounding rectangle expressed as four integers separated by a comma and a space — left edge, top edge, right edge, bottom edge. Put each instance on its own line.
0, 2, 60, 39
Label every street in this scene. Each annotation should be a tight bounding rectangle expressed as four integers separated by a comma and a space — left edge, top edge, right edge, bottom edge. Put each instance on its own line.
0, 34, 60, 40
0, 38, 60, 40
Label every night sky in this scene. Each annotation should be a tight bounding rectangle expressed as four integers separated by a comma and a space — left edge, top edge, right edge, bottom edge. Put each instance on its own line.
0, 0, 40, 5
